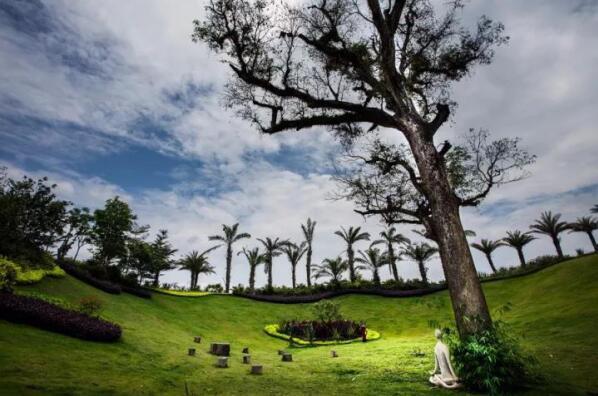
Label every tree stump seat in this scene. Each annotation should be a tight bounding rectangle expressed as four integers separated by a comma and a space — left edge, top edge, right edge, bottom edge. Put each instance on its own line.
250, 365, 263, 375
210, 342, 230, 356
243, 354, 251, 364
188, 348, 196, 356
281, 353, 292, 362
216, 356, 228, 368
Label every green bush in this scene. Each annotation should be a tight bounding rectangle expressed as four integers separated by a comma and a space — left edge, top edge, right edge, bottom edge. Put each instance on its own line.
16, 291, 74, 310
78, 296, 104, 317
445, 321, 535, 394
312, 300, 342, 322
15, 265, 65, 285
0, 257, 19, 292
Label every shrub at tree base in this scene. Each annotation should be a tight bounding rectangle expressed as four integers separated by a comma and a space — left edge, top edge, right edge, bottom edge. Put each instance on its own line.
0, 257, 18, 292
264, 324, 380, 346
445, 321, 536, 395
0, 293, 121, 342
58, 260, 122, 295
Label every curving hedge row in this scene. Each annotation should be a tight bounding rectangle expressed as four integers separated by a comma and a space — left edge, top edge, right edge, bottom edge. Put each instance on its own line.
16, 265, 65, 285
57, 261, 122, 294
0, 293, 121, 342
264, 324, 380, 345
121, 285, 152, 299
237, 286, 445, 304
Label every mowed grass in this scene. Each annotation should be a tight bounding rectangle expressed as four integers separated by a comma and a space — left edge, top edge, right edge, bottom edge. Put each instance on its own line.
1, 255, 597, 395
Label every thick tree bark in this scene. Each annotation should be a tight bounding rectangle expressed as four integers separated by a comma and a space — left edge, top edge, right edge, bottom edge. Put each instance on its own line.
486, 254, 497, 273
587, 232, 598, 253
267, 257, 273, 290
418, 261, 428, 286
552, 236, 564, 259
305, 246, 312, 287
517, 248, 526, 267
406, 124, 492, 337
153, 271, 160, 287
291, 265, 296, 288
347, 245, 356, 282
225, 246, 232, 293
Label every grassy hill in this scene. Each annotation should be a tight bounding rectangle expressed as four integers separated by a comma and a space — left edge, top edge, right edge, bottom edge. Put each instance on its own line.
1, 254, 597, 395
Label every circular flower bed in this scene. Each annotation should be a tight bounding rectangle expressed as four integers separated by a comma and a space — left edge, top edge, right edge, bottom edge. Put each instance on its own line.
264, 323, 380, 346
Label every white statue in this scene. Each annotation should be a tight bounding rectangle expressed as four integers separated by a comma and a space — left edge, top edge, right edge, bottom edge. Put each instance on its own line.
429, 329, 461, 389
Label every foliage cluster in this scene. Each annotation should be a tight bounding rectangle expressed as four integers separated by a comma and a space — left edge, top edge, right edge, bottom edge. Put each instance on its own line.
0, 293, 121, 342
59, 259, 122, 295
77, 295, 104, 317
15, 265, 65, 285
278, 319, 361, 342
0, 257, 19, 292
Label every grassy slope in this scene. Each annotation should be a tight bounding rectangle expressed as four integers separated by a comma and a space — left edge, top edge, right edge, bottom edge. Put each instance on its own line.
1, 255, 597, 396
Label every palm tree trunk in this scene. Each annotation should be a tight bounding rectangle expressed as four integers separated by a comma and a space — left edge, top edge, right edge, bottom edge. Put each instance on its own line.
408, 129, 492, 337
267, 257, 273, 290
348, 246, 356, 282
587, 232, 598, 253
291, 265, 296, 289
306, 245, 312, 287
516, 248, 526, 267
486, 254, 497, 273
552, 236, 564, 258
418, 261, 428, 286
249, 265, 255, 291
388, 244, 399, 281
225, 245, 232, 293
373, 269, 380, 286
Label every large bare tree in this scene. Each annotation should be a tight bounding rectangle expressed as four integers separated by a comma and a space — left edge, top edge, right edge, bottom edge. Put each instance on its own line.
193, 0, 525, 336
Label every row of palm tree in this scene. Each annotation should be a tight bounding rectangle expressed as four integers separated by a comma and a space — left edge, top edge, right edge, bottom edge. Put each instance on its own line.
176, 205, 597, 291
471, 210, 598, 273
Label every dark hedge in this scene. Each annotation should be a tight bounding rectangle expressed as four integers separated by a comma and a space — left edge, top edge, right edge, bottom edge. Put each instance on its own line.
0, 293, 122, 342
121, 285, 152, 299
279, 319, 361, 341
58, 260, 122, 294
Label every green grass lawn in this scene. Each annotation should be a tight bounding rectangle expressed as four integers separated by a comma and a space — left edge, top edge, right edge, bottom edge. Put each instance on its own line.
1, 255, 597, 395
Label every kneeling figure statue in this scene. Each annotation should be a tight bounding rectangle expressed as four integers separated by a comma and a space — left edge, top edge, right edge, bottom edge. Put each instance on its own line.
429, 329, 461, 389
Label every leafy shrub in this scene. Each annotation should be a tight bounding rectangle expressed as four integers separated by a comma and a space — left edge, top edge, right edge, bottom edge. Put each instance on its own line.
575, 248, 585, 256
205, 283, 223, 293
121, 285, 152, 299
0, 293, 121, 342
58, 260, 122, 294
445, 321, 535, 394
0, 257, 18, 292
264, 324, 381, 345
15, 265, 65, 285
16, 291, 74, 310
78, 296, 103, 317
278, 320, 361, 341
312, 300, 342, 322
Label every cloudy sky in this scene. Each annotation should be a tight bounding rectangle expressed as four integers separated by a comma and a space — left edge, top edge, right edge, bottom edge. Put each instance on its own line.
1, 0, 597, 289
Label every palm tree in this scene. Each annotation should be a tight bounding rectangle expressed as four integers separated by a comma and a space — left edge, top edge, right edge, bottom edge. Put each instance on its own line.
355, 246, 388, 286
312, 257, 349, 286
334, 226, 370, 282
372, 227, 409, 281
471, 239, 504, 273
209, 223, 251, 293
257, 237, 288, 290
401, 242, 438, 286
178, 246, 219, 289
237, 247, 265, 291
529, 211, 570, 259
502, 231, 536, 267
301, 218, 317, 287
569, 216, 598, 253
281, 242, 308, 288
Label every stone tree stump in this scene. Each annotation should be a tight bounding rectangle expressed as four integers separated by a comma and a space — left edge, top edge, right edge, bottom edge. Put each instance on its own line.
250, 365, 263, 375
331, 350, 338, 358
194, 336, 202, 343
281, 353, 292, 362
243, 354, 251, 364
216, 356, 229, 368
188, 348, 196, 356
242, 347, 249, 354
277, 350, 284, 355
210, 342, 231, 356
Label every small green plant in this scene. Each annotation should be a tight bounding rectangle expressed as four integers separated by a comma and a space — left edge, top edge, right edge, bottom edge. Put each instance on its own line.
0, 257, 19, 292
444, 320, 536, 395
312, 300, 342, 322
78, 296, 104, 317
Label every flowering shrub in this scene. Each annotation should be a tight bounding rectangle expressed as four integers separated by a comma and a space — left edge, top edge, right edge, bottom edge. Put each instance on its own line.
78, 296, 104, 317
0, 293, 121, 342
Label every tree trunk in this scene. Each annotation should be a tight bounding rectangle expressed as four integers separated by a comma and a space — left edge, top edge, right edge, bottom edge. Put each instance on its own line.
418, 261, 428, 286
517, 248, 526, 267
388, 244, 399, 281
347, 245, 356, 282
291, 265, 296, 288
267, 257, 273, 290
249, 265, 256, 291
587, 232, 598, 253
306, 245, 312, 287
153, 271, 160, 287
552, 236, 564, 259
486, 254, 497, 273
373, 269, 380, 285
225, 246, 232, 293
407, 126, 492, 337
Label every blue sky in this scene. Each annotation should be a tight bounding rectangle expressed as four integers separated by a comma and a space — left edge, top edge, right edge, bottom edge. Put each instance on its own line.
1, 0, 597, 288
